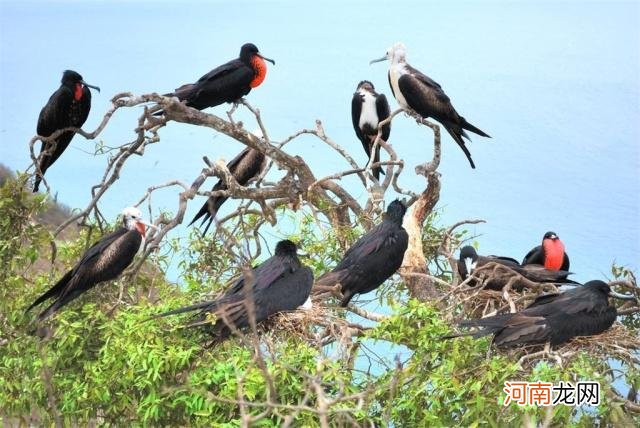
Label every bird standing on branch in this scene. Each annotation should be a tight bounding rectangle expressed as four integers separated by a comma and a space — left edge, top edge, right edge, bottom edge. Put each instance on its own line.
163, 43, 275, 111
189, 146, 267, 234
371, 43, 490, 168
26, 207, 155, 321
351, 80, 391, 180
153, 240, 313, 341
315, 199, 409, 307
33, 70, 100, 192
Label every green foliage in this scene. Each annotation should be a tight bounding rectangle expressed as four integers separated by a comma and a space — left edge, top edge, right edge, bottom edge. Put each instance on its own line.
0, 175, 638, 425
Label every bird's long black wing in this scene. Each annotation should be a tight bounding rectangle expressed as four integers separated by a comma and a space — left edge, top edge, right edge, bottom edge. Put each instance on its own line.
398, 68, 458, 125
37, 87, 73, 136
224, 254, 293, 297
335, 222, 387, 270
522, 245, 543, 266
351, 92, 369, 156
189, 147, 251, 230
376, 93, 391, 142
193, 62, 254, 97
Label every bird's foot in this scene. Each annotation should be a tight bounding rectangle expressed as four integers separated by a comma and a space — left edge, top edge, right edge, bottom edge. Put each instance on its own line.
517, 343, 563, 368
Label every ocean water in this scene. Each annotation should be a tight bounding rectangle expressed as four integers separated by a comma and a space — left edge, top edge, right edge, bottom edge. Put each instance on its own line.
1, 0, 638, 284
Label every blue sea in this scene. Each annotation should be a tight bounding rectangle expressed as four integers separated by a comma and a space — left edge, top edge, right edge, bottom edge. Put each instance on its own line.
1, 0, 638, 282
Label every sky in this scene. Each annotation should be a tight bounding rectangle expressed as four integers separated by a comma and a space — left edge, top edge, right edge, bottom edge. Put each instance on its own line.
0, 0, 639, 285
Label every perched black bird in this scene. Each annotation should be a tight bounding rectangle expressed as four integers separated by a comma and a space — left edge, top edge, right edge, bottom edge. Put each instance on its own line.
458, 246, 576, 290
154, 240, 313, 341
448, 280, 617, 347
26, 207, 154, 321
522, 231, 570, 271
33, 70, 100, 192
189, 146, 267, 234
371, 43, 490, 168
166, 43, 274, 111
351, 80, 391, 180
315, 199, 409, 307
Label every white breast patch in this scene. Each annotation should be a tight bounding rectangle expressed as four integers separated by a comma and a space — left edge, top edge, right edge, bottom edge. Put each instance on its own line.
358, 90, 379, 129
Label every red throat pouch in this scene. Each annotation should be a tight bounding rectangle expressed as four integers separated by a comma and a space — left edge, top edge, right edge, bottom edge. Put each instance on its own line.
135, 222, 146, 236
543, 239, 565, 270
74, 83, 84, 101
250, 56, 267, 88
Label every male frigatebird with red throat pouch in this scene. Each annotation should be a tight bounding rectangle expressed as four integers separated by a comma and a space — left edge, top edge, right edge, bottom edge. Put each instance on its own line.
522, 231, 570, 271
351, 80, 391, 180
33, 70, 100, 192
26, 207, 156, 321
164, 43, 275, 111
370, 43, 490, 168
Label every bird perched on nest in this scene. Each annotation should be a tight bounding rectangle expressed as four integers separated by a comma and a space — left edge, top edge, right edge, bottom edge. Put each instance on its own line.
314, 199, 409, 307
522, 231, 570, 271
445, 280, 617, 347
457, 246, 576, 290
153, 240, 313, 341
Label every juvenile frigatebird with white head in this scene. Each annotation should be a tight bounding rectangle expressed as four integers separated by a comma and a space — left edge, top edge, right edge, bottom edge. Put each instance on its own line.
26, 207, 156, 321
33, 70, 100, 192
370, 43, 490, 168
163, 43, 275, 112
351, 80, 391, 180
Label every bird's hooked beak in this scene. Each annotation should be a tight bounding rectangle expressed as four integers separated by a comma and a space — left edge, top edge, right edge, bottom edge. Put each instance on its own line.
135, 219, 158, 235
370, 54, 388, 65
257, 53, 275, 65
81, 80, 100, 92
609, 290, 638, 302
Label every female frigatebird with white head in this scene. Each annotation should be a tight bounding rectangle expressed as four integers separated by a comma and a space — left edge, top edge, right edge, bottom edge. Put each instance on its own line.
522, 231, 570, 271
153, 240, 313, 341
33, 70, 100, 192
26, 207, 155, 321
351, 80, 391, 180
370, 43, 490, 168
314, 199, 409, 306
166, 43, 275, 111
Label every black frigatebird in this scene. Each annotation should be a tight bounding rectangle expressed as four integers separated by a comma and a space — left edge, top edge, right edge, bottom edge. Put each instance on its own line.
26, 207, 155, 321
153, 240, 313, 341
447, 280, 617, 347
522, 231, 570, 271
33, 70, 100, 192
165, 43, 274, 111
351, 80, 391, 180
189, 146, 267, 234
458, 246, 576, 290
370, 43, 490, 168
315, 199, 409, 307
